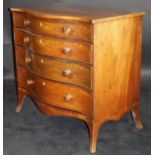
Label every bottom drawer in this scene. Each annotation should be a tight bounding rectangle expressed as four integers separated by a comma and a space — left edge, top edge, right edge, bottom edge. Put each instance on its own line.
36, 101, 92, 122
27, 73, 92, 116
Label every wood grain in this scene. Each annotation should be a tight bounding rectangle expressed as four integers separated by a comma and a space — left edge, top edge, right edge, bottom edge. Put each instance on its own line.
16, 65, 28, 88
13, 13, 92, 42
15, 45, 26, 65
90, 15, 144, 152
10, 3, 144, 23
27, 51, 92, 89
14, 29, 92, 64
28, 73, 92, 116
130, 16, 144, 130
35, 99, 92, 125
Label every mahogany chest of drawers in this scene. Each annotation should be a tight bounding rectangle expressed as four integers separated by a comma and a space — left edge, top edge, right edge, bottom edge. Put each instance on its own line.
10, 4, 145, 153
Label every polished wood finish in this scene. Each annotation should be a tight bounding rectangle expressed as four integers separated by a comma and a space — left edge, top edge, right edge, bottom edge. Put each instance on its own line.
14, 29, 92, 64
10, 3, 144, 22
10, 4, 145, 153
28, 73, 92, 115
35, 99, 92, 126
13, 13, 92, 42
16, 88, 27, 112
16, 66, 28, 88
15, 46, 26, 65
15, 46, 91, 89
91, 15, 144, 152
28, 52, 91, 89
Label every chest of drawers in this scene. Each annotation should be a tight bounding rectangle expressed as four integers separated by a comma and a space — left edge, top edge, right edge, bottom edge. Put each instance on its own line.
10, 4, 145, 153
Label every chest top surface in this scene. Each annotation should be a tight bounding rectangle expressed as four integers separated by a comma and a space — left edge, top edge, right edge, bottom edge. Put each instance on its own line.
10, 2, 144, 23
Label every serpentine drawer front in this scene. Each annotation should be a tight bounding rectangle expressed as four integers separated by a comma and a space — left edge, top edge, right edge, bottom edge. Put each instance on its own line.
13, 13, 92, 42
10, 3, 145, 153
14, 30, 92, 64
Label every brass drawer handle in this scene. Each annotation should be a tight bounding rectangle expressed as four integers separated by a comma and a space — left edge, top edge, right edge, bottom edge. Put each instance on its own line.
42, 81, 46, 86
25, 57, 32, 63
39, 39, 43, 44
39, 22, 43, 27
63, 69, 72, 77
24, 19, 30, 26
64, 94, 72, 102
62, 47, 71, 54
23, 36, 30, 44
63, 27, 72, 34
40, 59, 44, 64
27, 80, 34, 85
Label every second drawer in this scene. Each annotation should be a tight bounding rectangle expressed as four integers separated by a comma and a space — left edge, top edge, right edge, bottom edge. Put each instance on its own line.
14, 29, 92, 64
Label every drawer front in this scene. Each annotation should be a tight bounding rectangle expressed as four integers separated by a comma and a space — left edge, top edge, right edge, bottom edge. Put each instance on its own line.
14, 30, 92, 64
28, 73, 92, 115
16, 66, 28, 88
26, 52, 91, 89
13, 13, 92, 42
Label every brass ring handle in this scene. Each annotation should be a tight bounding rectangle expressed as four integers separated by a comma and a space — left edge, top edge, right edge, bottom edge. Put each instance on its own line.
25, 57, 32, 63
23, 36, 30, 44
24, 19, 30, 26
63, 27, 72, 34
27, 80, 34, 85
64, 94, 72, 102
62, 47, 71, 54
63, 69, 72, 77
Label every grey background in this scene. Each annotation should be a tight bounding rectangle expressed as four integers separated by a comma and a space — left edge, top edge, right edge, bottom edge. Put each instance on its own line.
3, 0, 151, 81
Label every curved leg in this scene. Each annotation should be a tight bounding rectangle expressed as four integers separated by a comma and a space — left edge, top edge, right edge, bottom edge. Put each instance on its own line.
16, 89, 26, 113
131, 104, 143, 129
88, 121, 100, 153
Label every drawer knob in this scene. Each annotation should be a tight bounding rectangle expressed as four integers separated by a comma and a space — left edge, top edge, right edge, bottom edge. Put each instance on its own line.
62, 47, 71, 54
25, 57, 32, 63
23, 37, 30, 44
64, 94, 72, 102
63, 27, 72, 34
42, 81, 46, 86
63, 69, 72, 77
24, 19, 30, 26
39, 22, 43, 27
27, 80, 34, 85
39, 39, 43, 44
40, 59, 44, 64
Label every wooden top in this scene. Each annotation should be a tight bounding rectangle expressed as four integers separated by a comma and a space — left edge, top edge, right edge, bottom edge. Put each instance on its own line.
10, 2, 145, 23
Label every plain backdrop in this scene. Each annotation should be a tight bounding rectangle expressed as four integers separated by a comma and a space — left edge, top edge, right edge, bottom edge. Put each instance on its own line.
3, 0, 151, 82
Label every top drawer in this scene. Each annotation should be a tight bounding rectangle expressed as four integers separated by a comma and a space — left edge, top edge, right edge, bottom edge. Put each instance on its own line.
13, 13, 92, 42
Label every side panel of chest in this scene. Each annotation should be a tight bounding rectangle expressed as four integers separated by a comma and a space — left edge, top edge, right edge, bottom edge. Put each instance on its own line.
93, 16, 143, 124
